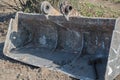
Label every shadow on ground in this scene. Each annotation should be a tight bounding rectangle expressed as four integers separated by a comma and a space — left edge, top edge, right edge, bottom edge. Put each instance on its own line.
0, 13, 15, 22
0, 42, 5, 59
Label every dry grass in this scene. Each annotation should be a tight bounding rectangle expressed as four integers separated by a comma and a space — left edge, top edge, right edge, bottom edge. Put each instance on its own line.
109, 0, 120, 3
2, 0, 120, 18
74, 2, 120, 18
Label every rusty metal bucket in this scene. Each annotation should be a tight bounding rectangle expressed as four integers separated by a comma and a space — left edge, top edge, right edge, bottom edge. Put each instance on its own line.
3, 1, 120, 80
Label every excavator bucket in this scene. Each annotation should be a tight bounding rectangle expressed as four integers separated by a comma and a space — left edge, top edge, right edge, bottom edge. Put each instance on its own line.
3, 1, 120, 80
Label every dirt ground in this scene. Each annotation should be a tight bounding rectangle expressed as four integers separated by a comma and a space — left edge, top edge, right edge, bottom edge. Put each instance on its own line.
0, 0, 120, 80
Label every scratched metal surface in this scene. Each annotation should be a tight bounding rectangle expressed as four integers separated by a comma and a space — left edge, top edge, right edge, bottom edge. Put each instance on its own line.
105, 18, 120, 80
